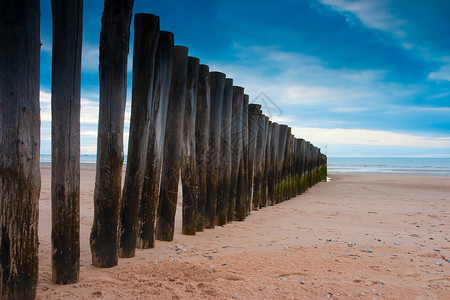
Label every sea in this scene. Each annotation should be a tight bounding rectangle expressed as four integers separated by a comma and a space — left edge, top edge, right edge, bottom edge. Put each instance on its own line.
327, 157, 450, 176
40, 154, 450, 176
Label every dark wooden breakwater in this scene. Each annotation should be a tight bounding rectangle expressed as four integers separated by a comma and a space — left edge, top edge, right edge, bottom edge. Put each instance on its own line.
0, 5, 326, 297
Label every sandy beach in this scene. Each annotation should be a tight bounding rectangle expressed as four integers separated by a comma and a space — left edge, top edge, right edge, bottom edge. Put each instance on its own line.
37, 167, 449, 299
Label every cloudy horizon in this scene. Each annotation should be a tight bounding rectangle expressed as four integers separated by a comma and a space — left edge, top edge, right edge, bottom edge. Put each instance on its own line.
39, 0, 450, 158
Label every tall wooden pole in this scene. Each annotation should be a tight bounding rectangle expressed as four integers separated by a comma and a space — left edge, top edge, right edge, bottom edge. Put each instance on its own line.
195, 65, 210, 232
216, 78, 233, 225
267, 123, 279, 206
50, 0, 83, 284
137, 31, 174, 249
299, 139, 307, 194
229, 86, 244, 221
281, 127, 292, 201
90, 0, 134, 268
205, 72, 225, 228
247, 104, 261, 210
262, 121, 273, 207
182, 57, 199, 235
156, 46, 188, 241
253, 114, 268, 210
0, 0, 40, 297
275, 125, 288, 204
242, 95, 250, 215
235, 92, 247, 220
119, 14, 159, 258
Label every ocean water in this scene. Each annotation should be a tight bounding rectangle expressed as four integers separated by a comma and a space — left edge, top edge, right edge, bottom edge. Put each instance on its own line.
40, 155, 450, 176
327, 157, 450, 176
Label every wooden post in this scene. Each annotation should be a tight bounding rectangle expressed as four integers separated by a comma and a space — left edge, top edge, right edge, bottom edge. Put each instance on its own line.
119, 14, 159, 258
262, 121, 273, 207
305, 141, 311, 189
137, 31, 174, 249
267, 123, 279, 206
50, 0, 83, 284
242, 95, 250, 215
299, 139, 306, 194
229, 86, 244, 221
294, 139, 302, 195
281, 127, 292, 201
205, 72, 225, 228
253, 115, 268, 210
216, 78, 233, 226
181, 57, 199, 235
235, 94, 249, 220
195, 65, 210, 232
90, 0, 133, 268
156, 46, 189, 241
247, 104, 261, 211
0, 0, 40, 297
275, 125, 288, 204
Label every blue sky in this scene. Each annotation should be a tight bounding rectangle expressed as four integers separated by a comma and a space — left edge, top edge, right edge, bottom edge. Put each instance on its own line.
39, 0, 450, 157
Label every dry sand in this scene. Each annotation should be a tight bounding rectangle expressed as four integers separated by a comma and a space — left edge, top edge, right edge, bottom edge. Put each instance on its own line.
37, 167, 449, 299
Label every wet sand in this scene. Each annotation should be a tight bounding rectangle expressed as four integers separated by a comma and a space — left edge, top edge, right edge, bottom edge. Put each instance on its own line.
37, 167, 449, 299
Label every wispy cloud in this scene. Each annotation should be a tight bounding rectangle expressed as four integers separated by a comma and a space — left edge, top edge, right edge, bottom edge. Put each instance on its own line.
318, 0, 406, 36
291, 127, 450, 150
428, 57, 450, 82
81, 42, 99, 72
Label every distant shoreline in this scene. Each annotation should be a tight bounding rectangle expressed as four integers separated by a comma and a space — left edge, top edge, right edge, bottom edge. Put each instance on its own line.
40, 156, 450, 176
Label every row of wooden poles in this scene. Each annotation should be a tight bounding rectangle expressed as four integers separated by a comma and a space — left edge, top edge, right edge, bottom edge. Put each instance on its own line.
0, 2, 325, 299
97, 11, 327, 273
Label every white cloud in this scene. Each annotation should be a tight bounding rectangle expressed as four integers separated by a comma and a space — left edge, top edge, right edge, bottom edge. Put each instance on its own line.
290, 127, 450, 150
428, 58, 450, 82
318, 0, 406, 35
80, 97, 99, 124
40, 90, 100, 124
81, 42, 99, 72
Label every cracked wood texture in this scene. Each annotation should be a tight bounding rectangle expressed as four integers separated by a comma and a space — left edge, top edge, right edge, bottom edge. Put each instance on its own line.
216, 78, 233, 226
137, 31, 174, 249
205, 72, 225, 229
0, 0, 41, 298
182, 57, 199, 235
156, 46, 188, 242
50, 0, 83, 284
119, 14, 159, 258
90, 0, 134, 268
194, 65, 210, 232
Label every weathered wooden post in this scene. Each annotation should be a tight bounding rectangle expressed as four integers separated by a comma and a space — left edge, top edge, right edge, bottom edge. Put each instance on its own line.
137, 31, 174, 249
304, 141, 311, 189
321, 153, 328, 181
253, 115, 268, 209
90, 0, 133, 268
229, 86, 244, 221
156, 46, 189, 241
247, 104, 261, 210
0, 0, 40, 297
205, 72, 225, 228
290, 135, 297, 198
195, 65, 210, 232
119, 14, 159, 258
216, 78, 233, 225
298, 138, 306, 194
285, 132, 294, 199
242, 95, 250, 214
294, 138, 302, 195
262, 121, 273, 207
181, 57, 199, 235
50, 0, 83, 284
275, 125, 288, 204
281, 127, 292, 201
267, 123, 279, 206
